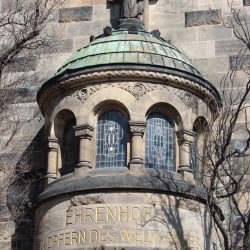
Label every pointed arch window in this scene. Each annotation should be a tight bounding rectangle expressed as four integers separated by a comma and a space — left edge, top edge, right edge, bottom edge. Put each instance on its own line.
145, 113, 174, 171
96, 111, 128, 168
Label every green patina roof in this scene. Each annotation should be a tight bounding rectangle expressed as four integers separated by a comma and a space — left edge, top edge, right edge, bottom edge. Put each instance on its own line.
56, 30, 201, 77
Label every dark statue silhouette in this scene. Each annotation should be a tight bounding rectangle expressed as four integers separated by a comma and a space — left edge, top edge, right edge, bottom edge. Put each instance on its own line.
109, 0, 144, 19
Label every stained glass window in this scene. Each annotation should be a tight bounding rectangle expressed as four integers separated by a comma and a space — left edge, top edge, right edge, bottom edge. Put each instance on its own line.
96, 111, 128, 167
145, 113, 174, 171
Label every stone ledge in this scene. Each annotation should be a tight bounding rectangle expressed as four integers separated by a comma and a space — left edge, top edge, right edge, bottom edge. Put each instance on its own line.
59, 6, 93, 23
36, 169, 207, 205
185, 9, 222, 27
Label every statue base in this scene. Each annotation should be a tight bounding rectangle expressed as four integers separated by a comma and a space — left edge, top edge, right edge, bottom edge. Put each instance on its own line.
119, 18, 145, 31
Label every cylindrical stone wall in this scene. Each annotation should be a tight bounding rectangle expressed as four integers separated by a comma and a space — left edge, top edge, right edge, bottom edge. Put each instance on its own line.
34, 191, 219, 250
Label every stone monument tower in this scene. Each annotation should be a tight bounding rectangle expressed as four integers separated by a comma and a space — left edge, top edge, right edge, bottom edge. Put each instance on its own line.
34, 7, 221, 250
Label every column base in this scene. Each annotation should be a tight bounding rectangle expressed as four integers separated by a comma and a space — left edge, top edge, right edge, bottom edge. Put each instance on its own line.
75, 161, 91, 175
44, 173, 57, 187
129, 158, 146, 174
177, 165, 195, 185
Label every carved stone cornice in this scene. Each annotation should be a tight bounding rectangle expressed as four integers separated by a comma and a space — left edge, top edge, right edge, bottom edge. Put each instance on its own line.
37, 70, 220, 115
48, 137, 58, 150
74, 124, 94, 139
177, 129, 196, 145
129, 121, 146, 136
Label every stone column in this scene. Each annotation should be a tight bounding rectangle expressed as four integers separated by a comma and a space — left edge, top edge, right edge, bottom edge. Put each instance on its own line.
129, 121, 146, 171
45, 137, 58, 187
74, 124, 94, 175
177, 129, 196, 184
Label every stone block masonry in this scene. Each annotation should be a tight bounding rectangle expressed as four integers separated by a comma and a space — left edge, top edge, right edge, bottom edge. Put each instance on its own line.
185, 9, 222, 27
230, 54, 250, 69
6, 57, 38, 72
59, 6, 93, 23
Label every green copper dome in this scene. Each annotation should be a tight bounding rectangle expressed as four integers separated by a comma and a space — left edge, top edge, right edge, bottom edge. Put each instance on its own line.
56, 30, 201, 77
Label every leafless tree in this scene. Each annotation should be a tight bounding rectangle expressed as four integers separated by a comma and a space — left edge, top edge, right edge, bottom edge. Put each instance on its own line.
196, 1, 250, 249
0, 0, 65, 222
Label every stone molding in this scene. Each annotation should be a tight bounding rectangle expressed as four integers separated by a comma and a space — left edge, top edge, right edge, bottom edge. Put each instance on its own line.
48, 137, 58, 150
129, 121, 146, 136
74, 124, 94, 139
38, 70, 219, 113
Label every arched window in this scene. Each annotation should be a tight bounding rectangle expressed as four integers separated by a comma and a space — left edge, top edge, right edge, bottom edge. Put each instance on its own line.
145, 113, 174, 171
96, 111, 128, 168
62, 119, 78, 175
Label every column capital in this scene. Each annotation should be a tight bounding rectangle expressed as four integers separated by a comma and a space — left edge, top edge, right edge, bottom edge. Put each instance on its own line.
177, 129, 196, 145
129, 121, 146, 136
48, 137, 58, 150
74, 124, 94, 139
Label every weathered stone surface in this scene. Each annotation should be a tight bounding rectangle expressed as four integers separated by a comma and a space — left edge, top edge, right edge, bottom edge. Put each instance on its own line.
2, 87, 39, 104
205, 72, 228, 88
149, 13, 185, 30
59, 6, 93, 23
0, 205, 10, 221
43, 39, 73, 54
192, 56, 229, 74
73, 36, 91, 50
34, 192, 217, 249
230, 54, 250, 69
150, 0, 197, 14
173, 27, 198, 43
65, 20, 103, 37
185, 9, 222, 27
198, 25, 232, 41
215, 39, 245, 56
231, 139, 247, 152
6, 57, 38, 72
174, 41, 215, 59
243, 0, 250, 6
65, 0, 106, 7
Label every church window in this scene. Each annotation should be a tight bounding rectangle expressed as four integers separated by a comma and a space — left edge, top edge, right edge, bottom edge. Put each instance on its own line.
145, 113, 174, 171
96, 111, 128, 167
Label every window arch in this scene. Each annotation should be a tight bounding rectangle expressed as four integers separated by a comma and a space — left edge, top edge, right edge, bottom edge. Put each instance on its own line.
96, 110, 128, 168
145, 113, 174, 171
54, 110, 78, 176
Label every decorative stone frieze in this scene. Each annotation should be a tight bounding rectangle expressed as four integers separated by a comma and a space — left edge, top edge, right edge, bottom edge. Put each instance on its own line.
73, 81, 169, 103
178, 90, 198, 112
73, 81, 198, 112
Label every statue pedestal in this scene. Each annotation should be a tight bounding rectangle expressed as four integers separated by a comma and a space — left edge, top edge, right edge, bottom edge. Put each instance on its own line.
119, 18, 145, 31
